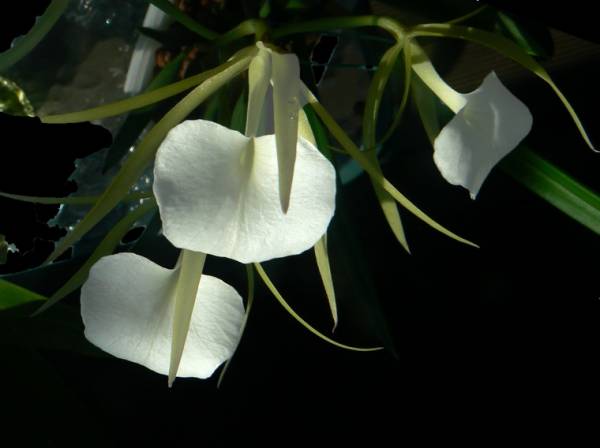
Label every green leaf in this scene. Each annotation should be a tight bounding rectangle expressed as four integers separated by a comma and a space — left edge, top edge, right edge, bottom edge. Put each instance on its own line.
0, 278, 46, 311
169, 250, 207, 387
148, 0, 218, 41
43, 54, 253, 264
254, 263, 382, 352
409, 23, 595, 151
496, 11, 554, 59
314, 234, 338, 331
501, 147, 600, 235
0, 0, 69, 72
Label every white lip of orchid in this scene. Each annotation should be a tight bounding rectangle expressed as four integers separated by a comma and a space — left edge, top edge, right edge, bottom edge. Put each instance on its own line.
246, 41, 305, 213
153, 119, 336, 264
80, 250, 245, 386
411, 43, 533, 199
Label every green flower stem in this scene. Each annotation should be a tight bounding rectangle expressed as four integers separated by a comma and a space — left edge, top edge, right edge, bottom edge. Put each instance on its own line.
41, 48, 256, 124
0, 0, 69, 72
148, 0, 218, 40
272, 16, 405, 41
44, 53, 254, 264
302, 86, 478, 248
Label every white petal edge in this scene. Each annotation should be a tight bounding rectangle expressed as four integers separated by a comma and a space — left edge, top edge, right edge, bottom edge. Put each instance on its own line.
81, 252, 245, 380
433, 71, 533, 199
153, 119, 336, 264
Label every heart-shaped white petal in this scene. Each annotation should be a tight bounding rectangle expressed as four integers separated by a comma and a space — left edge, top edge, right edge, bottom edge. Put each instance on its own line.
153, 119, 336, 263
433, 72, 533, 199
80, 252, 244, 380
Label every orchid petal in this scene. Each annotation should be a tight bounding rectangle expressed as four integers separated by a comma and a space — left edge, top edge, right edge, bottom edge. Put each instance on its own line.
153, 119, 336, 263
168, 250, 206, 387
271, 50, 304, 213
245, 44, 272, 137
80, 253, 244, 381
433, 72, 533, 198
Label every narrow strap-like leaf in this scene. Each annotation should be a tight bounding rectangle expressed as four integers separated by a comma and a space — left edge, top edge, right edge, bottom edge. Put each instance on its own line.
502, 147, 600, 235
255, 263, 382, 352
0, 0, 69, 72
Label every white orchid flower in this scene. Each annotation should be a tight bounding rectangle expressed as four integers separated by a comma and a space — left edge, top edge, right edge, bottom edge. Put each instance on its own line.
81, 250, 244, 386
152, 44, 336, 263
80, 43, 335, 384
412, 43, 533, 199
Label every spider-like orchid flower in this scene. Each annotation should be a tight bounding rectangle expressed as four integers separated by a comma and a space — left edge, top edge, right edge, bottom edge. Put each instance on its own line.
412, 44, 533, 198
80, 43, 336, 385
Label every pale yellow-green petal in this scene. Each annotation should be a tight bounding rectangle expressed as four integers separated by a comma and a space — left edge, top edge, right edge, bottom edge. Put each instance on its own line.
313, 234, 338, 331
299, 109, 341, 328
271, 51, 302, 213
245, 44, 272, 137
168, 250, 206, 387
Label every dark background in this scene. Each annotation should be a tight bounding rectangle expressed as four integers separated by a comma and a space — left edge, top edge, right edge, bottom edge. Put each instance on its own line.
1, 1, 600, 444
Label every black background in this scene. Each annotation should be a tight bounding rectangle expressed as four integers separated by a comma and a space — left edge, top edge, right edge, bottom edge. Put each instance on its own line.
1, 1, 600, 445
